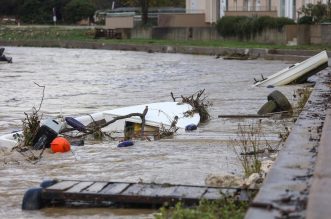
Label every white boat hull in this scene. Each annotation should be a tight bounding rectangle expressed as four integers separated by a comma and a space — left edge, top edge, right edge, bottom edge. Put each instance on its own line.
0, 102, 200, 148
254, 51, 328, 87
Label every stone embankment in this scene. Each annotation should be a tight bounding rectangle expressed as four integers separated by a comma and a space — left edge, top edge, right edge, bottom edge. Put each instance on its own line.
246, 68, 331, 219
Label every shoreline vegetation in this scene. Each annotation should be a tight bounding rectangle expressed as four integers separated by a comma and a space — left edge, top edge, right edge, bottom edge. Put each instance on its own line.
1, 26, 331, 52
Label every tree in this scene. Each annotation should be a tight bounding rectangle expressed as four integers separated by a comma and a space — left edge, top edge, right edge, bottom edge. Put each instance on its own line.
0, 0, 22, 16
299, 2, 329, 23
140, 0, 148, 24
64, 0, 96, 23
19, 0, 48, 23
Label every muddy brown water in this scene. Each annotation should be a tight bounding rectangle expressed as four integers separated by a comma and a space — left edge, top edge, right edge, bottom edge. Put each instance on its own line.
0, 47, 303, 218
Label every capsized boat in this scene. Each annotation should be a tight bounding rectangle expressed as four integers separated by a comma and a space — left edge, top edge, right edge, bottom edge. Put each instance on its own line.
0, 102, 200, 148
253, 50, 328, 87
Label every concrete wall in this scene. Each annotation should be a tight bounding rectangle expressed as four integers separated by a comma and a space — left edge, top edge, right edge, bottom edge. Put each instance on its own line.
158, 14, 207, 27
285, 25, 298, 42
131, 24, 331, 45
296, 24, 331, 45
152, 27, 189, 40
131, 26, 152, 39
297, 25, 311, 45
105, 16, 134, 29
321, 24, 331, 44
253, 28, 287, 44
310, 25, 321, 44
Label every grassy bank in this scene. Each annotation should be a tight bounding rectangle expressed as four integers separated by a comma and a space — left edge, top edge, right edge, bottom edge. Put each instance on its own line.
1, 26, 331, 51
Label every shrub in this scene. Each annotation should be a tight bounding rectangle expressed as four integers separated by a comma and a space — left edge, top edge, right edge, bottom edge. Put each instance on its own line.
216, 16, 247, 37
64, 0, 96, 23
298, 16, 314, 24
216, 16, 295, 39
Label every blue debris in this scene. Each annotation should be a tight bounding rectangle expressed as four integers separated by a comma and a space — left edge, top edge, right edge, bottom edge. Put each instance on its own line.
65, 117, 86, 132
118, 140, 134, 147
185, 124, 198, 131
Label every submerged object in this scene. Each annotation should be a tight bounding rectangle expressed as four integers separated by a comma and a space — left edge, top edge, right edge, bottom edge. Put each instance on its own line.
185, 124, 198, 131
0, 48, 13, 63
32, 119, 61, 150
117, 140, 134, 147
65, 117, 86, 132
0, 102, 200, 148
253, 50, 328, 87
258, 90, 292, 115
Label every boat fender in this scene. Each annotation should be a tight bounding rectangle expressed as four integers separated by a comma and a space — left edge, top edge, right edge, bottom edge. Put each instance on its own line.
22, 188, 44, 210
185, 124, 197, 131
40, 179, 58, 188
50, 137, 71, 153
65, 117, 87, 132
118, 140, 134, 147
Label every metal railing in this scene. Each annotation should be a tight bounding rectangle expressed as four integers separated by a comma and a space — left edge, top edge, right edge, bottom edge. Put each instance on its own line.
226, 5, 277, 11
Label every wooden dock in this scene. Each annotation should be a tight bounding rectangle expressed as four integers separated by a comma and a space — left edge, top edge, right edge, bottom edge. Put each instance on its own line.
24, 180, 254, 209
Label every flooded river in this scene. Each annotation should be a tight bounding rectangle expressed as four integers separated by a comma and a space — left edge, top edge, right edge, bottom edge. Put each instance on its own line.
0, 47, 302, 218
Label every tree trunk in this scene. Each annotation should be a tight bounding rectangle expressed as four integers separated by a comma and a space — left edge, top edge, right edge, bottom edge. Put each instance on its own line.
140, 0, 149, 25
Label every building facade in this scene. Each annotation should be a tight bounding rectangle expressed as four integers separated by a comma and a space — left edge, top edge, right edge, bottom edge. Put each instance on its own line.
186, 0, 330, 23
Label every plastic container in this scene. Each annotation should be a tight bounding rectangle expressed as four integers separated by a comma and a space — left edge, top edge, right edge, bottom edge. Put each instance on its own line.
32, 119, 61, 150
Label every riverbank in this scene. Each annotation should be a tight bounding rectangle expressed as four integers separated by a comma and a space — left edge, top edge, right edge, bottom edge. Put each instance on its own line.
1, 26, 331, 61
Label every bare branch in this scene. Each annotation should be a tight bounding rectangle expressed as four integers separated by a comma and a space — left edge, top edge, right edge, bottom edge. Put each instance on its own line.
33, 82, 45, 112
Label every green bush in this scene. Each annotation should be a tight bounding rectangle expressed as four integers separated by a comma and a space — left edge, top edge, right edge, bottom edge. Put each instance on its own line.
155, 199, 250, 219
216, 16, 295, 39
298, 16, 314, 24
216, 16, 247, 37
64, 0, 96, 23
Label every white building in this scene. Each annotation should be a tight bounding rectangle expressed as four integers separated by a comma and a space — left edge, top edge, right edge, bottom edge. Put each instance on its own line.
186, 0, 222, 23
186, 0, 330, 22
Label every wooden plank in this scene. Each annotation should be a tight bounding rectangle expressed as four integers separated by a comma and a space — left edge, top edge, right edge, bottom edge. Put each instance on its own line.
202, 188, 224, 200
171, 186, 207, 199
150, 185, 177, 197
82, 182, 109, 193
202, 188, 237, 200
135, 184, 163, 196
100, 183, 130, 195
121, 184, 145, 196
65, 181, 94, 193
46, 181, 79, 191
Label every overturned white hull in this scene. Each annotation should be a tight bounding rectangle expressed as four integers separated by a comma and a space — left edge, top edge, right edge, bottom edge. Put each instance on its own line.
254, 51, 328, 87
0, 102, 200, 148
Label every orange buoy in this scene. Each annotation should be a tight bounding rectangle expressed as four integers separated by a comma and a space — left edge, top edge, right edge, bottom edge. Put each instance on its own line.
50, 137, 71, 153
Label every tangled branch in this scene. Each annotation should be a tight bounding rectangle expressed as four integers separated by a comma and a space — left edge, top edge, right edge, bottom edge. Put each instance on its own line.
171, 89, 212, 123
